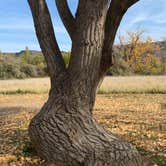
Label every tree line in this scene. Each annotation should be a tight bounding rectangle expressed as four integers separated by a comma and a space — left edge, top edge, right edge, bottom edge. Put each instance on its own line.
0, 32, 166, 79
0, 47, 47, 79
109, 30, 166, 76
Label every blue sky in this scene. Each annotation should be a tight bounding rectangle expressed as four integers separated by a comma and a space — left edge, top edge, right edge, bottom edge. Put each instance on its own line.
0, 0, 166, 52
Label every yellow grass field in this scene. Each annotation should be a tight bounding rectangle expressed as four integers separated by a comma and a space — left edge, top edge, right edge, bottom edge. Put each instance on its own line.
99, 76, 166, 93
0, 76, 166, 94
0, 76, 166, 165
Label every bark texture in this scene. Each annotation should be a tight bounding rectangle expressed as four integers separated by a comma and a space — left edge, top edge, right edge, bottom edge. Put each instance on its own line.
28, 0, 151, 165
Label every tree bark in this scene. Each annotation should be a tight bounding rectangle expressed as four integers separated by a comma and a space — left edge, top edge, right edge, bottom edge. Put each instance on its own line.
29, 73, 148, 166
28, 0, 150, 165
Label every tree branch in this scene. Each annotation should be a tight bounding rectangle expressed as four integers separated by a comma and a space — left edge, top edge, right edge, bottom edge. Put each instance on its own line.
99, 0, 139, 77
28, 0, 65, 79
55, 0, 76, 40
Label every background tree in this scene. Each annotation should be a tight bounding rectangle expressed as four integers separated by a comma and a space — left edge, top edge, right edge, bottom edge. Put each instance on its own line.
112, 30, 160, 75
0, 48, 47, 79
62, 51, 71, 67
20, 46, 32, 64
28, 0, 149, 165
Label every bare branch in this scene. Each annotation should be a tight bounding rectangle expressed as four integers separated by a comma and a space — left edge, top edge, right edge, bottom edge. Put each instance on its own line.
28, 0, 65, 78
99, 0, 139, 77
55, 0, 76, 40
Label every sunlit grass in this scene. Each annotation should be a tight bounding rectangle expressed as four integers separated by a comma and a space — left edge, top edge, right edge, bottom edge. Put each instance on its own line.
0, 76, 166, 94
98, 76, 166, 94
0, 78, 50, 94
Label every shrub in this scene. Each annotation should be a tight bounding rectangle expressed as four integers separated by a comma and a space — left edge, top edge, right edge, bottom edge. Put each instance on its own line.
0, 52, 48, 79
62, 52, 70, 67
20, 64, 37, 77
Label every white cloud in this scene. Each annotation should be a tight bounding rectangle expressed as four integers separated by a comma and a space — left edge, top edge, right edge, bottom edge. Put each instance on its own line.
121, 1, 166, 27
117, 0, 166, 41
127, 14, 149, 27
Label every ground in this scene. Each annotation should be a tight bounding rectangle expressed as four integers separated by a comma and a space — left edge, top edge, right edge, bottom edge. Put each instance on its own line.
0, 76, 166, 166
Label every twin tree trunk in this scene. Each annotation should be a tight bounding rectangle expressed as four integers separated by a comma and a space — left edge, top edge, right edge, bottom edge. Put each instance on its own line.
28, 0, 150, 165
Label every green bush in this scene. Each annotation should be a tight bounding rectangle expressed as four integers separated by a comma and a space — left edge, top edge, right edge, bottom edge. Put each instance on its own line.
0, 52, 47, 79
36, 64, 47, 77
0, 47, 165, 79
0, 61, 27, 79
107, 58, 132, 76
62, 52, 70, 67
20, 64, 37, 77
158, 57, 166, 74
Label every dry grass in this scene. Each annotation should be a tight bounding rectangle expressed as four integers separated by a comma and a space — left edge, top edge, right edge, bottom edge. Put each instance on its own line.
99, 76, 166, 94
0, 76, 166, 94
0, 94, 166, 165
0, 78, 50, 94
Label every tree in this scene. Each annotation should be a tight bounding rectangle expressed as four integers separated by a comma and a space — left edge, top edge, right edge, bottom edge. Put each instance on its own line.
114, 30, 160, 75
21, 46, 32, 64
62, 52, 71, 67
28, 0, 149, 165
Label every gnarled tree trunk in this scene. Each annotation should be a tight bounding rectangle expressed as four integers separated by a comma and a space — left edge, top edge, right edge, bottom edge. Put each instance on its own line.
28, 0, 150, 165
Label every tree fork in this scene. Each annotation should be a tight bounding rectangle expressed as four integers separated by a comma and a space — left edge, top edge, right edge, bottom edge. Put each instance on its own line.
28, 0, 150, 165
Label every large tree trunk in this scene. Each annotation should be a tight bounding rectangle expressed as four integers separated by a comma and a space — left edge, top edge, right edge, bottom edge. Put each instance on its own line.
28, 0, 150, 165
29, 73, 147, 166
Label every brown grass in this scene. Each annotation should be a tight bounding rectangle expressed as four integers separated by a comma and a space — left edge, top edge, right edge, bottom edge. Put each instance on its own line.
0, 76, 166, 94
99, 76, 166, 94
0, 78, 50, 94
0, 93, 166, 165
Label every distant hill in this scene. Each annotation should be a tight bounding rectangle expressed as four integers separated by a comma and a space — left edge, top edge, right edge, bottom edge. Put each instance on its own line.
113, 40, 166, 59
2, 50, 42, 57
11, 50, 68, 57
16, 50, 42, 57
2, 40, 166, 58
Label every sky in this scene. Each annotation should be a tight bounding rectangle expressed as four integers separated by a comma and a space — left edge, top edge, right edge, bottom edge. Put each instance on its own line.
0, 0, 166, 53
